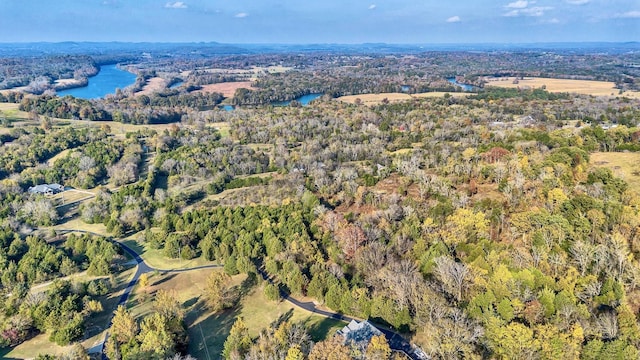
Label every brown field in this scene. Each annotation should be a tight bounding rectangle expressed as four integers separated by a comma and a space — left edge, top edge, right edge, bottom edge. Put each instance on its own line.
195, 81, 255, 97
337, 91, 472, 105
135, 77, 167, 96
0, 86, 29, 95
485, 77, 640, 98
591, 152, 640, 193
412, 91, 473, 99
0, 103, 20, 111
181, 65, 291, 79
338, 93, 412, 104
54, 78, 84, 88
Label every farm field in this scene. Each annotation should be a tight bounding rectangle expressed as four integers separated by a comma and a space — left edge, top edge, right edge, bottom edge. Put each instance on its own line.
54, 78, 84, 88
195, 81, 255, 97
337, 91, 471, 105
591, 152, 640, 193
181, 65, 291, 79
135, 77, 166, 96
485, 77, 640, 98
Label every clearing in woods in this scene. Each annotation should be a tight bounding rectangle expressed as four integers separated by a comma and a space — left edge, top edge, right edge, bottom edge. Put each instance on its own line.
591, 152, 640, 193
126, 269, 344, 360
194, 81, 255, 97
337, 91, 472, 105
485, 77, 640, 98
135, 77, 167, 96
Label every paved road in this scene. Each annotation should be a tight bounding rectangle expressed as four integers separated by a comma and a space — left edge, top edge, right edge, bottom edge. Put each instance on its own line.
54, 229, 427, 360
255, 267, 428, 360
53, 229, 222, 359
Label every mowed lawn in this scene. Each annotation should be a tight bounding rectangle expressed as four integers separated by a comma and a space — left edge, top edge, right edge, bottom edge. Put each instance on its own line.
485, 77, 640, 98
120, 236, 221, 270
188, 282, 345, 360
591, 152, 640, 193
126, 269, 344, 360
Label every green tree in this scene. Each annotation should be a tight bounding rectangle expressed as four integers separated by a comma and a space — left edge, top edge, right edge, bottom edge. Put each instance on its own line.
111, 305, 138, 344
222, 317, 252, 359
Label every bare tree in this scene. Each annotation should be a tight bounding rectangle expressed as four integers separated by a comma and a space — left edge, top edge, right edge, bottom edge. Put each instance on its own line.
434, 256, 472, 303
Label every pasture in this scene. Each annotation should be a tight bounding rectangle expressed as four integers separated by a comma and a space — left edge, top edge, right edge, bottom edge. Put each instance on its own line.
337, 91, 472, 105
195, 81, 255, 97
591, 152, 640, 193
485, 77, 640, 98
135, 77, 167, 96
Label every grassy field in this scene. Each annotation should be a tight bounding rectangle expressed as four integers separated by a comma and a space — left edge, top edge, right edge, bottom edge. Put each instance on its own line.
53, 218, 108, 236
337, 91, 472, 105
195, 81, 254, 97
125, 269, 344, 360
485, 77, 640, 98
120, 236, 221, 270
591, 152, 640, 193
135, 77, 167, 96
208, 121, 230, 137
0, 267, 136, 359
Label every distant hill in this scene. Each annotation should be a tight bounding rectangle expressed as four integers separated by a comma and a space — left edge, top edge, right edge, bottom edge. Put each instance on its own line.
0, 41, 638, 58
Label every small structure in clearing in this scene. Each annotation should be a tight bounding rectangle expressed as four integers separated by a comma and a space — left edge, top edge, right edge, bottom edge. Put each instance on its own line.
28, 183, 64, 195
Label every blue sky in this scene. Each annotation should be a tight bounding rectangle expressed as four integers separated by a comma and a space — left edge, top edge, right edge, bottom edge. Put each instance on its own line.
0, 0, 638, 43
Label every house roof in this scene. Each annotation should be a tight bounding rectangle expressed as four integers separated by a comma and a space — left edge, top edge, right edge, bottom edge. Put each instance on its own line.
28, 183, 64, 194
337, 320, 383, 344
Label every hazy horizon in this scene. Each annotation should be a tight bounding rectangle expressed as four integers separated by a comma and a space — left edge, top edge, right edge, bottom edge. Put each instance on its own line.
1, 0, 638, 44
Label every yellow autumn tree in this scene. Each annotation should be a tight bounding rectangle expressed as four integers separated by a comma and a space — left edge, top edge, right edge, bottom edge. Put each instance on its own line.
366, 334, 391, 359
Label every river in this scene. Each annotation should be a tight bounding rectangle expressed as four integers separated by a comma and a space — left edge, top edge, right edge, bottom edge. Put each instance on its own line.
447, 78, 474, 91
220, 93, 323, 111
57, 64, 137, 99
271, 93, 323, 106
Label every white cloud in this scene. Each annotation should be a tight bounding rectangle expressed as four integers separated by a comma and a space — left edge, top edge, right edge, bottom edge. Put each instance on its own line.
368, 4, 377, 10
566, 0, 589, 4
446, 16, 461, 23
618, 10, 640, 18
165, 1, 187, 9
506, 1, 529, 9
547, 18, 560, 23
521, 6, 552, 16
235, 12, 248, 18
504, 6, 552, 17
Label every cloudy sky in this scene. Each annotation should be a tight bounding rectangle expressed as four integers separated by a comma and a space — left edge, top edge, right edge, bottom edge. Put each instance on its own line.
0, 0, 638, 43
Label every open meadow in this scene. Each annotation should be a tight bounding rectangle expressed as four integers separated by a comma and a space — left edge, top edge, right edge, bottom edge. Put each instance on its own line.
485, 76, 640, 98
195, 81, 255, 97
591, 152, 640, 193
135, 77, 167, 96
337, 91, 472, 105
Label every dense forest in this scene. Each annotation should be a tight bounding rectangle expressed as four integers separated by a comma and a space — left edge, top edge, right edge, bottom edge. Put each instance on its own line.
1, 46, 640, 359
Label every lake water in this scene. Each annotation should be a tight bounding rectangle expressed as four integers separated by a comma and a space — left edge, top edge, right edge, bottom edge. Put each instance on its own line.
57, 64, 137, 99
219, 93, 323, 111
169, 81, 184, 89
272, 93, 323, 106
447, 78, 474, 91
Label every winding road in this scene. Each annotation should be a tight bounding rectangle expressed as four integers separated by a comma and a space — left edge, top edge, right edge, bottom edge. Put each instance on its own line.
54, 229, 426, 360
